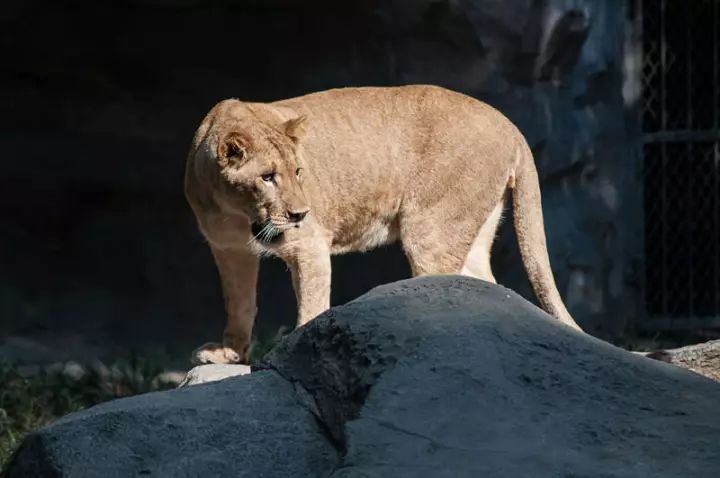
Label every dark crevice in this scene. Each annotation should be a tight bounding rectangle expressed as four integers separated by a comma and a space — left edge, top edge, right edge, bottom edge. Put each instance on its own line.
255, 313, 395, 456
264, 366, 348, 455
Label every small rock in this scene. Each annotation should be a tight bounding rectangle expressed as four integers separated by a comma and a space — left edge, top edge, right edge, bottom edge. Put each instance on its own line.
178, 364, 251, 387
157, 370, 187, 386
62, 361, 86, 380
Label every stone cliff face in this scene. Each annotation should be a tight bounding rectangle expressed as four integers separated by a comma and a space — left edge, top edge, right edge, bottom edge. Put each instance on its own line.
0, 0, 640, 362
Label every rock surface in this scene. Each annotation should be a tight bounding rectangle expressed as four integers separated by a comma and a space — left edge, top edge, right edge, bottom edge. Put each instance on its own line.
7, 276, 720, 477
6, 372, 337, 477
647, 339, 720, 383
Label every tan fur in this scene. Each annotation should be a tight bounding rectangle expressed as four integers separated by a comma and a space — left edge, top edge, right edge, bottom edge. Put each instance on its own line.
461, 199, 504, 283
185, 85, 581, 364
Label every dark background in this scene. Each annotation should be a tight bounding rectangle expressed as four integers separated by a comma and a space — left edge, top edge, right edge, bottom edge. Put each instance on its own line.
1, 0, 648, 366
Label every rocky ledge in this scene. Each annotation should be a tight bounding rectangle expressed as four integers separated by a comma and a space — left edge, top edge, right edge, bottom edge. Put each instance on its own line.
6, 276, 720, 477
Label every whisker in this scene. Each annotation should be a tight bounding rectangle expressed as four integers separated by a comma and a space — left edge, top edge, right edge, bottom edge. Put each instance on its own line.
261, 223, 276, 242
247, 222, 269, 246
247, 219, 283, 247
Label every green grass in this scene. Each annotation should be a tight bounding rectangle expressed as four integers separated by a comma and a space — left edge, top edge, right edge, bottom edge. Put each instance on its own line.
0, 333, 284, 470
0, 356, 176, 470
0, 333, 285, 470
249, 328, 286, 364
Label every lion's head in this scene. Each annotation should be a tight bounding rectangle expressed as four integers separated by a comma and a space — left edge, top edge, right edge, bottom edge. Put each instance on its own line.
215, 114, 310, 243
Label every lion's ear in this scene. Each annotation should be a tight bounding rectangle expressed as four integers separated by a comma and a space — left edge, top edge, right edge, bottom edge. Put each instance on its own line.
283, 115, 308, 142
217, 132, 248, 166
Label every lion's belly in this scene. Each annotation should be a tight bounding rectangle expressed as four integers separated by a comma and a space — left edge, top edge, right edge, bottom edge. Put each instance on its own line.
329, 216, 400, 254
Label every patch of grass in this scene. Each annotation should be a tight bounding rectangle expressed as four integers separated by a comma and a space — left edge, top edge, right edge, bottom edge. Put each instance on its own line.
249, 327, 288, 364
0, 331, 289, 471
0, 356, 175, 470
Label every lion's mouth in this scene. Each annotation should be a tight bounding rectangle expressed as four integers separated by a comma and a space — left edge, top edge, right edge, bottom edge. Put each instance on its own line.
251, 221, 284, 244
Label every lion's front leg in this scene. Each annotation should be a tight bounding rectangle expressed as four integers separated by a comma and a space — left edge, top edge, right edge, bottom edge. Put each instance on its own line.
285, 240, 332, 326
192, 245, 259, 365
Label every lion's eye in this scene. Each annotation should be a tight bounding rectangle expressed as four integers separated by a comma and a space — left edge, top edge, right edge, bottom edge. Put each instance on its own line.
261, 173, 275, 183
296, 168, 303, 179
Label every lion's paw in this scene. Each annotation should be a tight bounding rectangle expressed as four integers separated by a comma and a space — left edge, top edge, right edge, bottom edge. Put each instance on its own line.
191, 342, 244, 365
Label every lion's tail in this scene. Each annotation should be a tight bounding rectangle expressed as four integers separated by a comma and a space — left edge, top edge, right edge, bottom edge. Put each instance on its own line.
511, 141, 582, 331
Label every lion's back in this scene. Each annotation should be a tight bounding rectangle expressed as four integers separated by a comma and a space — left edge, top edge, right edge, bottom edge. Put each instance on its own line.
270, 85, 522, 248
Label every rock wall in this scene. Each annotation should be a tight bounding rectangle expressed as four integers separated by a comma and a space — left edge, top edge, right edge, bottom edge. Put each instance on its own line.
0, 0, 641, 363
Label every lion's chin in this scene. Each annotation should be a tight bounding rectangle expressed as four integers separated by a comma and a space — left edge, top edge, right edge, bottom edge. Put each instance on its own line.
251, 221, 284, 244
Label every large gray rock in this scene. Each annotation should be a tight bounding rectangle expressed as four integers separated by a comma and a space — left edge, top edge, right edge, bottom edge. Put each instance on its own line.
6, 372, 337, 477
7, 276, 720, 477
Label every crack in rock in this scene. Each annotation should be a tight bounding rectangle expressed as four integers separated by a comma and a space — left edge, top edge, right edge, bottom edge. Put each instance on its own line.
360, 416, 479, 453
255, 310, 399, 453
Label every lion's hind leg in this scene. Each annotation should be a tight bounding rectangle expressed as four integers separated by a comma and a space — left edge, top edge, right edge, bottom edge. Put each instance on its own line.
459, 200, 504, 283
399, 199, 504, 282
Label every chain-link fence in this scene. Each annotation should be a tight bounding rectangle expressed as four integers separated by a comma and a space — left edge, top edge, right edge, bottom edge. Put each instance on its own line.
642, 0, 720, 328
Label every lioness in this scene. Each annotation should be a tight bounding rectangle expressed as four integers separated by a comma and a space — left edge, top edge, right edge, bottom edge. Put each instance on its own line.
185, 85, 581, 364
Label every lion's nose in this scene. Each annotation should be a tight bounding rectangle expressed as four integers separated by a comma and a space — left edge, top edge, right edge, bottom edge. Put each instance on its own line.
288, 208, 309, 223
